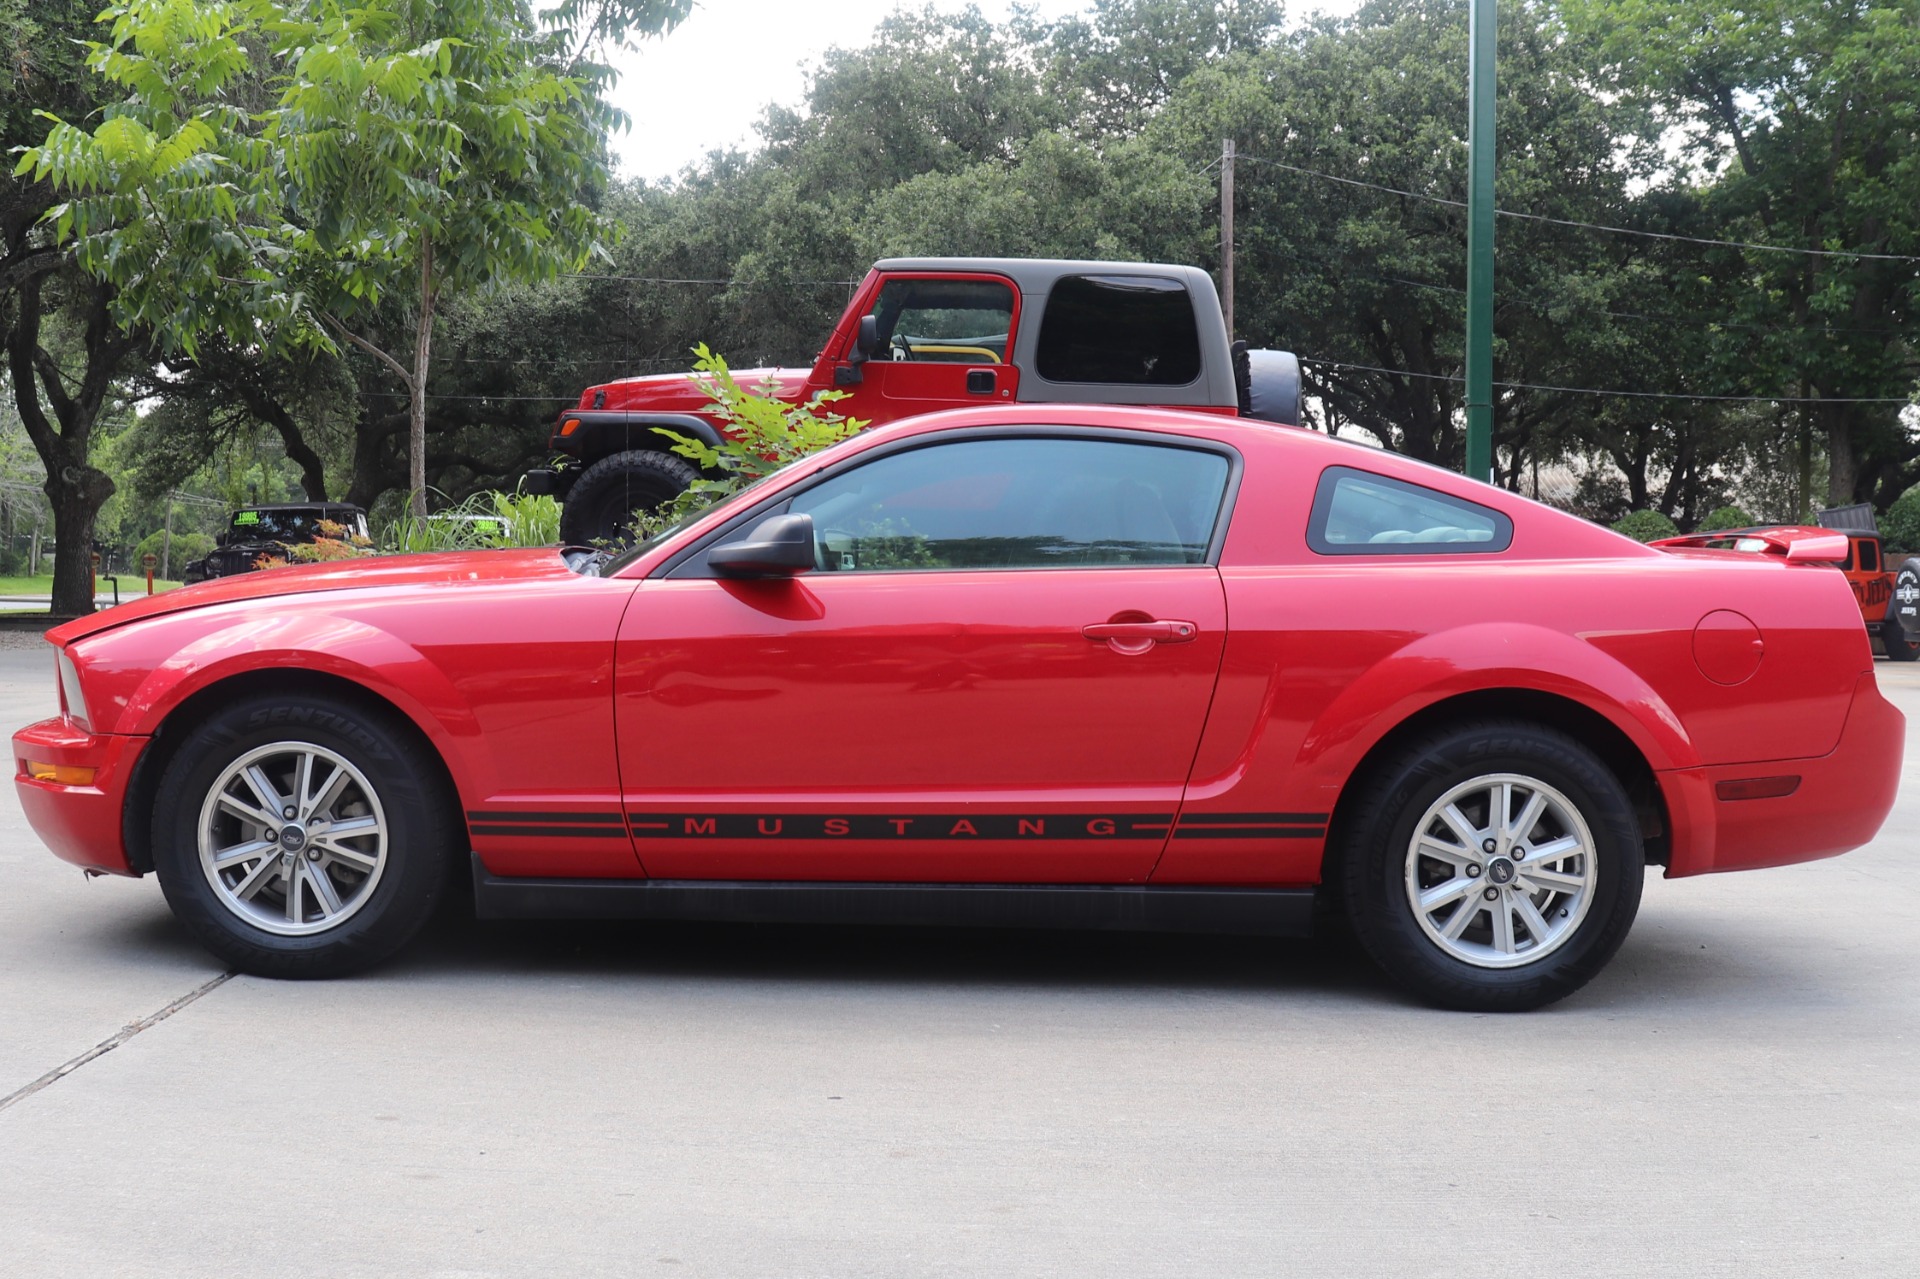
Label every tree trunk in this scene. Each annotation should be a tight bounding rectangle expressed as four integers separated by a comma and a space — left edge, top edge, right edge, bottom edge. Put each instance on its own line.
409, 239, 435, 519
1823, 400, 1857, 509
4, 273, 134, 617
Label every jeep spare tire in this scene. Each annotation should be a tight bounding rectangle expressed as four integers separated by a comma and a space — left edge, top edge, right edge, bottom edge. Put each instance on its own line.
1890, 558, 1920, 657
558, 449, 702, 547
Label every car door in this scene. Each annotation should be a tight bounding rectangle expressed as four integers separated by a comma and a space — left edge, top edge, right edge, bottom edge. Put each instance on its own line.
613, 430, 1236, 883
832, 275, 1022, 422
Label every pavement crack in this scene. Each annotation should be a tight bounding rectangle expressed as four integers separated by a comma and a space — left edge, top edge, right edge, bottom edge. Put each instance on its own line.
0, 971, 234, 1116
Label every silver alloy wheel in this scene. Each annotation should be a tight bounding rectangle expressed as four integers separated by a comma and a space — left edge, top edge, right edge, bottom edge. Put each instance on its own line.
196, 741, 389, 937
1403, 772, 1598, 969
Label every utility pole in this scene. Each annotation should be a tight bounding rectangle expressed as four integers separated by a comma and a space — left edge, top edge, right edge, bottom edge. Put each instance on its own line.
161, 493, 176, 581
1221, 138, 1236, 341
1464, 0, 1496, 483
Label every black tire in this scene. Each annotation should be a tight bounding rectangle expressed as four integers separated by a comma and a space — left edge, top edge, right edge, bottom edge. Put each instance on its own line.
150, 692, 459, 979
1338, 719, 1644, 1012
1887, 559, 1920, 659
558, 449, 701, 546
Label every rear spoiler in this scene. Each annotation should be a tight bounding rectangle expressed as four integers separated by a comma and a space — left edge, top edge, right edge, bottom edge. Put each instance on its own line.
1649, 526, 1851, 564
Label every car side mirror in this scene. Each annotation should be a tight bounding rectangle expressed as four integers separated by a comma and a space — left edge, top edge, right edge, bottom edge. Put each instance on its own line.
708, 513, 816, 578
850, 314, 878, 364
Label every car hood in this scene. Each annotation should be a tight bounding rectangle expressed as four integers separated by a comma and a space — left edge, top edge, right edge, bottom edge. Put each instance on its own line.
51, 548, 576, 645
594, 367, 809, 411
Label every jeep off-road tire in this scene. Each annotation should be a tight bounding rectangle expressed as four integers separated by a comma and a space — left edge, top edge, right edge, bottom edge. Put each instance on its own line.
558, 449, 702, 546
1339, 719, 1644, 1012
151, 693, 458, 979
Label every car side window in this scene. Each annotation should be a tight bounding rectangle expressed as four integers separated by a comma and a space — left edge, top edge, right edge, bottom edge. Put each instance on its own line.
1034, 275, 1203, 385
1857, 539, 1877, 572
864, 278, 1014, 364
1307, 466, 1514, 554
788, 437, 1231, 572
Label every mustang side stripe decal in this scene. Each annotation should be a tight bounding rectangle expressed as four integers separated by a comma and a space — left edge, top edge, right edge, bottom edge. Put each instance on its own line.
1171, 812, 1330, 840
625, 813, 1176, 840
467, 810, 628, 840
465, 811, 1331, 841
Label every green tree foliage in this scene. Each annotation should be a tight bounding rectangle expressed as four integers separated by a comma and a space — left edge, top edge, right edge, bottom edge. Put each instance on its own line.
1564, 0, 1920, 509
1880, 485, 1920, 553
20, 0, 682, 517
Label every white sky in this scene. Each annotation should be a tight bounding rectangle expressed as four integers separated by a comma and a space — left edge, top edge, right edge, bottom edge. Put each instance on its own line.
603, 0, 1365, 182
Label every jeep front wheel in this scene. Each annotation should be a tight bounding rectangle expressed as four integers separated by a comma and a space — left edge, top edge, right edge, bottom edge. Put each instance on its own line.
559, 449, 701, 546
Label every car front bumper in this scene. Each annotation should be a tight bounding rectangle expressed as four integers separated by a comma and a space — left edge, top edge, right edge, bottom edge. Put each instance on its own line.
1661, 671, 1904, 877
13, 717, 148, 877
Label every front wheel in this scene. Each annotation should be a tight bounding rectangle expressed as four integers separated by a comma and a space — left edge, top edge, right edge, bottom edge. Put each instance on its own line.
1339, 720, 1644, 1011
151, 693, 458, 978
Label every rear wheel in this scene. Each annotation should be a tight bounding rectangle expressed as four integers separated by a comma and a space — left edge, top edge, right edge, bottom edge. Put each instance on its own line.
1339, 719, 1644, 1011
1882, 622, 1919, 661
151, 693, 458, 978
558, 449, 701, 546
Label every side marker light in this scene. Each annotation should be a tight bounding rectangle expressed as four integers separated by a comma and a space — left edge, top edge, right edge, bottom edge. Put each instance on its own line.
26, 761, 97, 786
1714, 776, 1801, 801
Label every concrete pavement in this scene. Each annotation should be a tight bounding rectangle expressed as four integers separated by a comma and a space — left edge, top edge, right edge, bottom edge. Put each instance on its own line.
0, 645, 1916, 1277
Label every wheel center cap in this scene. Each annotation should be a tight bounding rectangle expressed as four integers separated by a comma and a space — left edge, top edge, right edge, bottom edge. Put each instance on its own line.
1487, 857, 1517, 885
278, 823, 308, 853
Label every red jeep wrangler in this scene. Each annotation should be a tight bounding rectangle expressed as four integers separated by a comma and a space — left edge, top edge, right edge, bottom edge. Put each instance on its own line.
526, 258, 1303, 544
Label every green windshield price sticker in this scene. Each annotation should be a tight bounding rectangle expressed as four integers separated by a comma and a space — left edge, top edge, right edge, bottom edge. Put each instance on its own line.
234, 511, 261, 526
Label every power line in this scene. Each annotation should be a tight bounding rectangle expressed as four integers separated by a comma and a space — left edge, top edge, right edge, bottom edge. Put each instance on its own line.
1305, 358, 1914, 404
1234, 154, 1920, 265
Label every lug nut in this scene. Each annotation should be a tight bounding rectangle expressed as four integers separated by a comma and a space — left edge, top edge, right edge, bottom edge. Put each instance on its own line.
283, 806, 296, 819
1483, 887, 1499, 901
307, 849, 322, 861
266, 830, 278, 841
1468, 864, 1482, 877
1482, 838, 1496, 854
1512, 849, 1525, 860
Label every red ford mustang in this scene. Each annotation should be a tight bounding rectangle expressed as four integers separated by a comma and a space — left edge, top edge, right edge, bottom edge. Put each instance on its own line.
12, 405, 1902, 1010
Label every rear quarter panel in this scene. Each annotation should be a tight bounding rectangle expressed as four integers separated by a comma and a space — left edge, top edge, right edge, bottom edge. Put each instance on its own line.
1158, 427, 1871, 885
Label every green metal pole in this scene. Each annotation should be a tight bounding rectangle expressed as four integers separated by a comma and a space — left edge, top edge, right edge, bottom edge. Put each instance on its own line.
1464, 0, 1496, 483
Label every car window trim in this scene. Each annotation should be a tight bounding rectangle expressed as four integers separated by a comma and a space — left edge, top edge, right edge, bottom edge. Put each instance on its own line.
655, 425, 1245, 580
1305, 464, 1515, 556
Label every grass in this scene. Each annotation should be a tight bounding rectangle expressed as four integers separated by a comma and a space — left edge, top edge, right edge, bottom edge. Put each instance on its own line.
0, 574, 185, 595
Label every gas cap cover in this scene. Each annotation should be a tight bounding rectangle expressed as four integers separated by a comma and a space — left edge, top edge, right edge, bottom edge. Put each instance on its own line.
1693, 609, 1764, 685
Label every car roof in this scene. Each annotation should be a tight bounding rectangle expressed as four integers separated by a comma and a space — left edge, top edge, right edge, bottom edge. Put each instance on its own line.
870, 257, 1217, 298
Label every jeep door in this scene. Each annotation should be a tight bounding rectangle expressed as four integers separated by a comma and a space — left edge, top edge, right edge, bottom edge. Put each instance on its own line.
613, 430, 1235, 883
833, 274, 1023, 420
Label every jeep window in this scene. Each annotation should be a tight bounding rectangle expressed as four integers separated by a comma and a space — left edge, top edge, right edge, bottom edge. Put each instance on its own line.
1859, 539, 1879, 572
788, 436, 1230, 571
1308, 467, 1513, 554
865, 278, 1013, 364
1034, 275, 1203, 386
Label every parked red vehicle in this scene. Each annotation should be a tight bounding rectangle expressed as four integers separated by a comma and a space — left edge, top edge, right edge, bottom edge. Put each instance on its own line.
15, 405, 1902, 1010
525, 257, 1302, 544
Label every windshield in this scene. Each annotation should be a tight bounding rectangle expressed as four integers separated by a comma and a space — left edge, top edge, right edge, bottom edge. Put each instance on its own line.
230, 510, 332, 542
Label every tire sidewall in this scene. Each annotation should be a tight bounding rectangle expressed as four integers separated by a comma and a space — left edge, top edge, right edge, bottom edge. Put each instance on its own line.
560, 450, 699, 545
151, 696, 454, 977
1342, 722, 1645, 1011
1889, 560, 1920, 650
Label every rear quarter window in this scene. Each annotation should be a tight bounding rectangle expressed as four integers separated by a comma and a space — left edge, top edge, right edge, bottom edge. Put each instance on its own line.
1308, 466, 1513, 555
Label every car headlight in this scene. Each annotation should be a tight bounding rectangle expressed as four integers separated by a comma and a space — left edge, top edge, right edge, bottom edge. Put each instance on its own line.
57, 647, 91, 732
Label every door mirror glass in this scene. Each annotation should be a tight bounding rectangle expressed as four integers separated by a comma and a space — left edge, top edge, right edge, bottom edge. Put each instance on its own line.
708, 513, 816, 577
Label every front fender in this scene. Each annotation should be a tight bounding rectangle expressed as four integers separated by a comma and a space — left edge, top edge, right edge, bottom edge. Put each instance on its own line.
1291, 622, 1697, 802
84, 611, 485, 799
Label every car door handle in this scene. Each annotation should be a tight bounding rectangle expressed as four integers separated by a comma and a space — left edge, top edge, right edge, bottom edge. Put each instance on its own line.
1082, 619, 1199, 649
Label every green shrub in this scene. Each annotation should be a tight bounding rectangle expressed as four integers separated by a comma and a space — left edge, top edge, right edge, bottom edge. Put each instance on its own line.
1695, 505, 1754, 533
1881, 486, 1920, 554
1612, 509, 1679, 542
631, 344, 865, 540
133, 529, 214, 573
